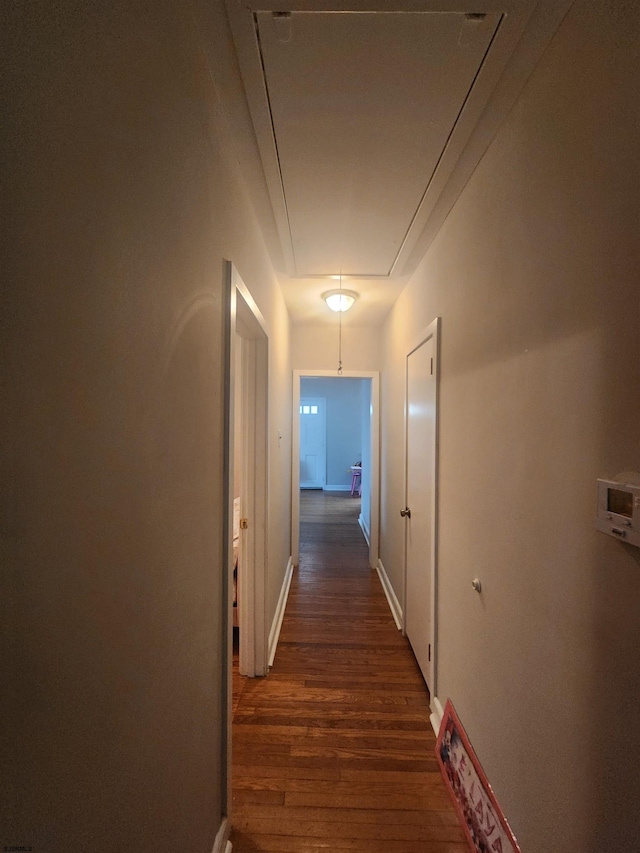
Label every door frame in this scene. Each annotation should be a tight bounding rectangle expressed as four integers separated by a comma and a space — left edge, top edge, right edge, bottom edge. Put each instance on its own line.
225, 262, 269, 680
292, 370, 380, 568
403, 317, 440, 701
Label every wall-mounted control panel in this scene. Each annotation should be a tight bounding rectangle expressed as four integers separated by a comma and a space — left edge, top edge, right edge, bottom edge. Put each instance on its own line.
596, 479, 640, 548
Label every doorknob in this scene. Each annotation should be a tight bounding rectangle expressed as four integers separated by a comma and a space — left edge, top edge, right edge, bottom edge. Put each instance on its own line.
400, 507, 411, 518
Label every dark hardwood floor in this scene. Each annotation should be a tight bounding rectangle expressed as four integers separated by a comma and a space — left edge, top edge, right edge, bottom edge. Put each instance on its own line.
230, 490, 467, 852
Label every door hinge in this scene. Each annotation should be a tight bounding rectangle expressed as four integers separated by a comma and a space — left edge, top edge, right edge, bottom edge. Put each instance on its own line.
240, 518, 249, 530
430, 357, 433, 375
428, 643, 431, 662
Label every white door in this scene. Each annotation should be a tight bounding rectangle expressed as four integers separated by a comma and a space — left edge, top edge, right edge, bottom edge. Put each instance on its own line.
404, 329, 437, 689
299, 398, 326, 489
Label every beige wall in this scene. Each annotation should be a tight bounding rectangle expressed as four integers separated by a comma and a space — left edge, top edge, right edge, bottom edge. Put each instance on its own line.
1, 1, 290, 850
292, 323, 383, 372
380, 2, 640, 851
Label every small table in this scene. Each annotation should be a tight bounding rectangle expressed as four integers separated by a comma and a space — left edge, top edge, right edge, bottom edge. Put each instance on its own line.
350, 466, 362, 497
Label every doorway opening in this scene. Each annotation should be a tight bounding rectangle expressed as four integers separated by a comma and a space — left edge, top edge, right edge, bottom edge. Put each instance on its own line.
292, 370, 380, 569
224, 262, 269, 689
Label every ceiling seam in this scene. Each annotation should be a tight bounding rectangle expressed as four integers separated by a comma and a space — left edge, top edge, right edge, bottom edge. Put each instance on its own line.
253, 13, 299, 275
389, 12, 505, 277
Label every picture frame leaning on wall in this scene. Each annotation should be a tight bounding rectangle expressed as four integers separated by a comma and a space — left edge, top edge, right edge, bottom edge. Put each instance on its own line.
436, 699, 522, 853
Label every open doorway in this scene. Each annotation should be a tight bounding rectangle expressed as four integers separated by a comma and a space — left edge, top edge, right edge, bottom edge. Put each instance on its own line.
224, 262, 269, 683
292, 370, 380, 569
299, 377, 367, 549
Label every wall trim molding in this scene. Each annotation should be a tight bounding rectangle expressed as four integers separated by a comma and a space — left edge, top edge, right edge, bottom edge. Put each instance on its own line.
268, 557, 294, 667
430, 695, 444, 736
211, 818, 231, 853
323, 484, 351, 492
375, 559, 402, 631
358, 513, 370, 547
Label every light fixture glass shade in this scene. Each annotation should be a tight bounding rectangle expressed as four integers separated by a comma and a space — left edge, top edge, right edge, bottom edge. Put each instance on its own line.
322, 289, 359, 312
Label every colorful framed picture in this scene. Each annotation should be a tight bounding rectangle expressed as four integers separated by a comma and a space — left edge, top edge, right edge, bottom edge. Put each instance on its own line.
436, 700, 522, 853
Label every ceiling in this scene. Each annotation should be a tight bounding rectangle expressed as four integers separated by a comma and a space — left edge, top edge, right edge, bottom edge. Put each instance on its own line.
225, 0, 572, 325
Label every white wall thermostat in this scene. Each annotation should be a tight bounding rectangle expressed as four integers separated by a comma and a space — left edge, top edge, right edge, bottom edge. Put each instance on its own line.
596, 479, 640, 548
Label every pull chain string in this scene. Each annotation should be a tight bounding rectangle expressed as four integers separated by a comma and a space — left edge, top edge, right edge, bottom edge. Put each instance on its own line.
337, 268, 343, 375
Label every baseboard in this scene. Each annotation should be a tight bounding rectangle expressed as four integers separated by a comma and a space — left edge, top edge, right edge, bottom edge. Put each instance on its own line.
430, 695, 444, 736
323, 484, 351, 492
268, 557, 294, 667
211, 818, 230, 853
375, 559, 402, 631
358, 513, 370, 546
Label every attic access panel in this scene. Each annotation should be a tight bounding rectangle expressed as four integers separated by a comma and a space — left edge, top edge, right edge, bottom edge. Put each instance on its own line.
256, 11, 500, 277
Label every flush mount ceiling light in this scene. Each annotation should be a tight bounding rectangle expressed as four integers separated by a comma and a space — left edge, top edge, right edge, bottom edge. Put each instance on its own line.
322, 289, 359, 312
325, 272, 359, 374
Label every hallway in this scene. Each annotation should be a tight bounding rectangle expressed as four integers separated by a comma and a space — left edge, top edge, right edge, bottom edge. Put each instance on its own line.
230, 492, 467, 851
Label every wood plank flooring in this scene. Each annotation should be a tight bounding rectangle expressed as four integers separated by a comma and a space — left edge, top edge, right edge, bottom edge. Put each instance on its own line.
230, 491, 467, 852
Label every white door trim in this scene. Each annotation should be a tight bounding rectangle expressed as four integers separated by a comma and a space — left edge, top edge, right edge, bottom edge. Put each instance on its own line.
292, 370, 380, 569
229, 264, 269, 678
403, 317, 440, 698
